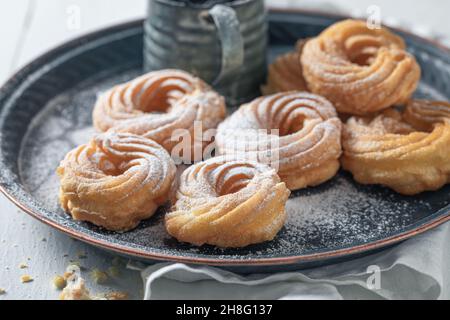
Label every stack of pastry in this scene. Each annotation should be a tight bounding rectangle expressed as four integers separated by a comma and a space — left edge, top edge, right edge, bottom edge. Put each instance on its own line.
57, 19, 450, 249
58, 70, 228, 232
265, 19, 450, 196
57, 69, 291, 248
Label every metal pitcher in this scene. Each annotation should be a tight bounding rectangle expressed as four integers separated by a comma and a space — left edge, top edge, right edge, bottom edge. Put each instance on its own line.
144, 0, 267, 106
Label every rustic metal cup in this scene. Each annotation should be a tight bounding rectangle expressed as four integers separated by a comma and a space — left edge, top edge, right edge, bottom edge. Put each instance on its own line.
144, 0, 267, 106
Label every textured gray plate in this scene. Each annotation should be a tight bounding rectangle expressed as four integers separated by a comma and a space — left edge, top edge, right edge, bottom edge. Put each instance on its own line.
0, 10, 449, 273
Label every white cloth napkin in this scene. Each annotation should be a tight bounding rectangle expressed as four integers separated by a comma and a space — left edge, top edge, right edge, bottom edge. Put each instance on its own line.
131, 221, 450, 300
131, 1, 450, 301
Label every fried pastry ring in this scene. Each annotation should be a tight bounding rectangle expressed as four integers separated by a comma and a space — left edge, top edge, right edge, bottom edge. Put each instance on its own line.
57, 132, 176, 231
93, 69, 226, 160
165, 157, 290, 248
216, 92, 342, 191
342, 100, 450, 195
301, 19, 421, 115
262, 40, 308, 95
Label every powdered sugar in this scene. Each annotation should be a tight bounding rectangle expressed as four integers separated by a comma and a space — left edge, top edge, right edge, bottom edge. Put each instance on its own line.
14, 67, 450, 261
19, 70, 142, 211
285, 174, 425, 250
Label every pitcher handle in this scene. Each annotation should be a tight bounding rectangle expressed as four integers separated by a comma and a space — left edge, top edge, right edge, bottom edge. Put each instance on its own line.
207, 4, 244, 86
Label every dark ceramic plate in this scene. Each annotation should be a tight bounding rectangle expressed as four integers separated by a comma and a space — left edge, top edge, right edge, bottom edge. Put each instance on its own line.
1, 10, 450, 273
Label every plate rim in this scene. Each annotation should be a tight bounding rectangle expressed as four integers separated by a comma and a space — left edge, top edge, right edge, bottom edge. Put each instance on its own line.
0, 9, 450, 267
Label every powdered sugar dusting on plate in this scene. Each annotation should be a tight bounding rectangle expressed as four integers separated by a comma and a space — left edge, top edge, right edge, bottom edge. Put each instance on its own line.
15, 67, 450, 261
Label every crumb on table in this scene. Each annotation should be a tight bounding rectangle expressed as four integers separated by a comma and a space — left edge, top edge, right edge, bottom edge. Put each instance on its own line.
105, 291, 128, 300
0, 288, 6, 295
60, 265, 92, 300
21, 275, 33, 283
60, 277, 91, 300
53, 275, 67, 290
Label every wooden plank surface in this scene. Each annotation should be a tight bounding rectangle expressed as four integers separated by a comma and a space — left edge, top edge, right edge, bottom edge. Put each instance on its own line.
0, 0, 449, 300
0, 198, 143, 300
0, 0, 146, 300
16, 0, 147, 71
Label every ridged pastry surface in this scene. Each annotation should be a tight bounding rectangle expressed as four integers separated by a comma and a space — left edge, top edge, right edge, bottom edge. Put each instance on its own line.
165, 157, 290, 248
342, 100, 450, 195
57, 132, 176, 231
93, 69, 226, 160
301, 20, 421, 115
216, 92, 342, 191
263, 40, 308, 95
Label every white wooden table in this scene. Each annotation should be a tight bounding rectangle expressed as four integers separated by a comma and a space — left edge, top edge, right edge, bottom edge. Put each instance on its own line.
0, 0, 147, 300
0, 0, 449, 300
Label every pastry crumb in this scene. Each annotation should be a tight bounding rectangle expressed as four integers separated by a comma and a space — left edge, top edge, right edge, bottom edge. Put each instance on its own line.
21, 275, 33, 283
0, 288, 6, 295
60, 265, 92, 300
19, 263, 28, 269
63, 266, 74, 278
63, 264, 81, 280
90, 269, 108, 284
63, 272, 73, 280
105, 291, 128, 300
53, 275, 67, 290
60, 275, 91, 300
